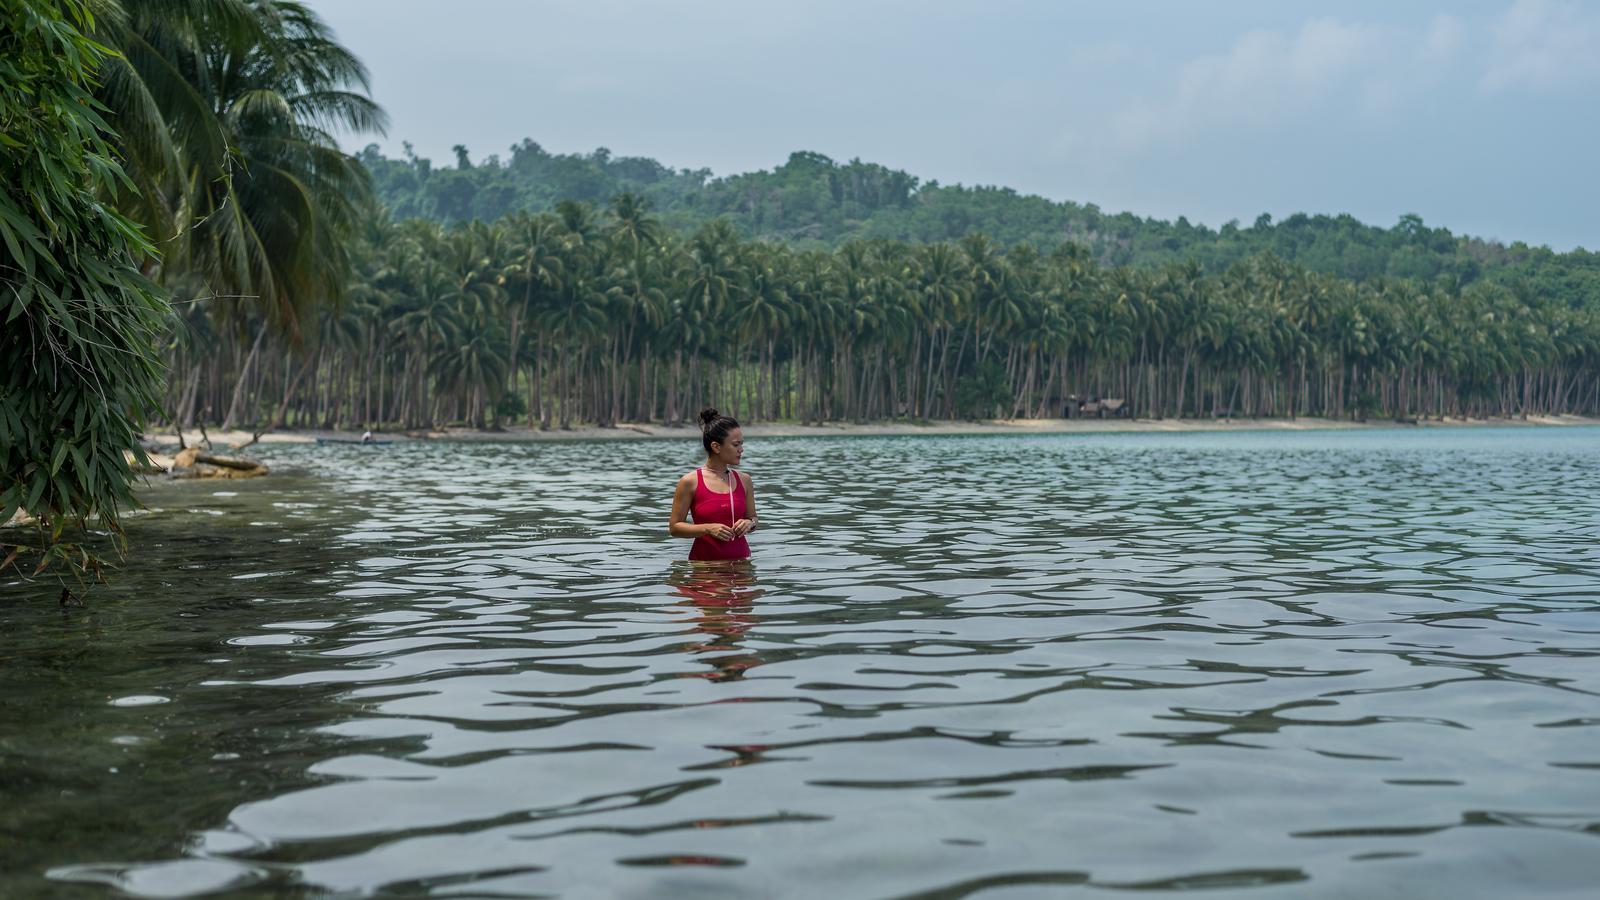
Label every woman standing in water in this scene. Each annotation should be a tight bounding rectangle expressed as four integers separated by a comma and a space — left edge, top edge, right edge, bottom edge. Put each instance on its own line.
669, 408, 757, 560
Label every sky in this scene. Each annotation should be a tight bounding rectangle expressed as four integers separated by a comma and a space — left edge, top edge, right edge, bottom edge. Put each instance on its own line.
315, 0, 1600, 250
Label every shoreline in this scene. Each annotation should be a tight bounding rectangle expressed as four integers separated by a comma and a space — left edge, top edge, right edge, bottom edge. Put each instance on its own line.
152, 414, 1600, 449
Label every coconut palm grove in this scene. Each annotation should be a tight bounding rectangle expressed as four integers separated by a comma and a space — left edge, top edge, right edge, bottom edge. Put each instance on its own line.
5, 0, 1600, 572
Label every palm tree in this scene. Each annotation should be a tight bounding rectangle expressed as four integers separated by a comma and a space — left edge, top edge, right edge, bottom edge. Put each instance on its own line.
608, 192, 663, 260
105, 0, 384, 323
389, 257, 463, 427
675, 220, 746, 416
96, 1, 386, 429
912, 242, 967, 418
1164, 260, 1213, 417
90, 0, 255, 257
541, 214, 609, 427
599, 201, 669, 425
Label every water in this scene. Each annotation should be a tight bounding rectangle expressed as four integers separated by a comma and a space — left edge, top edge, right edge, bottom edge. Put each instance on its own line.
3, 428, 1599, 898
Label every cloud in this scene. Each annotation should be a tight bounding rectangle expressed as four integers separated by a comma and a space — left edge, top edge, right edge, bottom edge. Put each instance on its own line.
1097, 18, 1386, 156
1481, 0, 1600, 92
1063, 11, 1491, 163
1422, 14, 1466, 66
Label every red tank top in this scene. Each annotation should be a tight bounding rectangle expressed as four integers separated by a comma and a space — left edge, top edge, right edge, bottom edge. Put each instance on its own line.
689, 468, 750, 561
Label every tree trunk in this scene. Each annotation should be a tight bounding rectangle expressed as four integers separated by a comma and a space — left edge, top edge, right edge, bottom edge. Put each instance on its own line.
222, 318, 270, 430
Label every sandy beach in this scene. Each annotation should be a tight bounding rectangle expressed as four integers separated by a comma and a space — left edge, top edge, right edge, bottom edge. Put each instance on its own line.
153, 414, 1600, 449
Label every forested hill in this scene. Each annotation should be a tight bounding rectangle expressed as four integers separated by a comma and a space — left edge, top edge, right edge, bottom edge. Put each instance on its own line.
358, 140, 1600, 302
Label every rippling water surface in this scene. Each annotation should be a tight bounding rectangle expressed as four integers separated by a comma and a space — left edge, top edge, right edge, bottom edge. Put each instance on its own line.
3, 428, 1599, 898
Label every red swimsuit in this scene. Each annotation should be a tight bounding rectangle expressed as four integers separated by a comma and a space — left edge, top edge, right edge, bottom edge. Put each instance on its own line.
689, 468, 751, 561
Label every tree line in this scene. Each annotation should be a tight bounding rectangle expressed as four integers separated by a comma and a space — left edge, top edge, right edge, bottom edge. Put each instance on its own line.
169, 197, 1600, 434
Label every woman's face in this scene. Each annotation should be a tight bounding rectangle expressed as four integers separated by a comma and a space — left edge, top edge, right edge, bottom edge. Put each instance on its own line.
712, 427, 744, 466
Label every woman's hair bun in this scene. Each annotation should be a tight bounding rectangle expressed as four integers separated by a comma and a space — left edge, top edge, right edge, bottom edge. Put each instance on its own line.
697, 407, 740, 453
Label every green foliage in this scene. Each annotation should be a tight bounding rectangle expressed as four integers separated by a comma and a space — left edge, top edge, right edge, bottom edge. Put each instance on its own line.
100, 0, 385, 333
1, 0, 170, 577
359, 142, 1599, 312
169, 203, 1600, 436
494, 391, 526, 421
954, 361, 1011, 420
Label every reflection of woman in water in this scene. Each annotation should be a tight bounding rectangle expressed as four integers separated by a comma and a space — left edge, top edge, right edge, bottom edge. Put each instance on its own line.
669, 562, 764, 681
669, 408, 757, 561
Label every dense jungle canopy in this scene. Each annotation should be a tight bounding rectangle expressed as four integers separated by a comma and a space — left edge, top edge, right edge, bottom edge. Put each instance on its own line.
190, 144, 1597, 433
176, 210, 1600, 434
4, 0, 1600, 577
359, 142, 1600, 303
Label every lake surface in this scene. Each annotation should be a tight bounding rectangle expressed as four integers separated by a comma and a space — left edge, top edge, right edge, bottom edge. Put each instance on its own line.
3, 427, 1599, 898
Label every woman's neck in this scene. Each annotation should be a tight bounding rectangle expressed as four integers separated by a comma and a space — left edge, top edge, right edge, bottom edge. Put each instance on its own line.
704, 461, 729, 474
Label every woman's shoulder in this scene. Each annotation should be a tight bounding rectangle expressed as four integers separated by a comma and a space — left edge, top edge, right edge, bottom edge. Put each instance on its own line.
677, 469, 699, 487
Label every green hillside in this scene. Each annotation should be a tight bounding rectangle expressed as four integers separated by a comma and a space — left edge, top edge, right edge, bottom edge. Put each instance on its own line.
359, 140, 1600, 305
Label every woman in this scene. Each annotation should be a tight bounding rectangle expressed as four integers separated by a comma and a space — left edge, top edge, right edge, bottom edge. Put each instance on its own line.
669, 408, 757, 560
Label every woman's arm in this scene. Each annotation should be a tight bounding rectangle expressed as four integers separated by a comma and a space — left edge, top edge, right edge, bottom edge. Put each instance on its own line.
734, 473, 757, 537
670, 473, 732, 540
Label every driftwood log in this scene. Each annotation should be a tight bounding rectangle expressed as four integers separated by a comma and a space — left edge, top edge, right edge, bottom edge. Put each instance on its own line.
187, 450, 262, 471
125, 449, 269, 479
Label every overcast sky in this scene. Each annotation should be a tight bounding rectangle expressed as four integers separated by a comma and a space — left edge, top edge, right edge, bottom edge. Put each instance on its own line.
315, 0, 1599, 250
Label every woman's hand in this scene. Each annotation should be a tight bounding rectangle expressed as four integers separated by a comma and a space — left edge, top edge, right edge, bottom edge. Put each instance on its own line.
731, 518, 755, 538
703, 523, 736, 541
